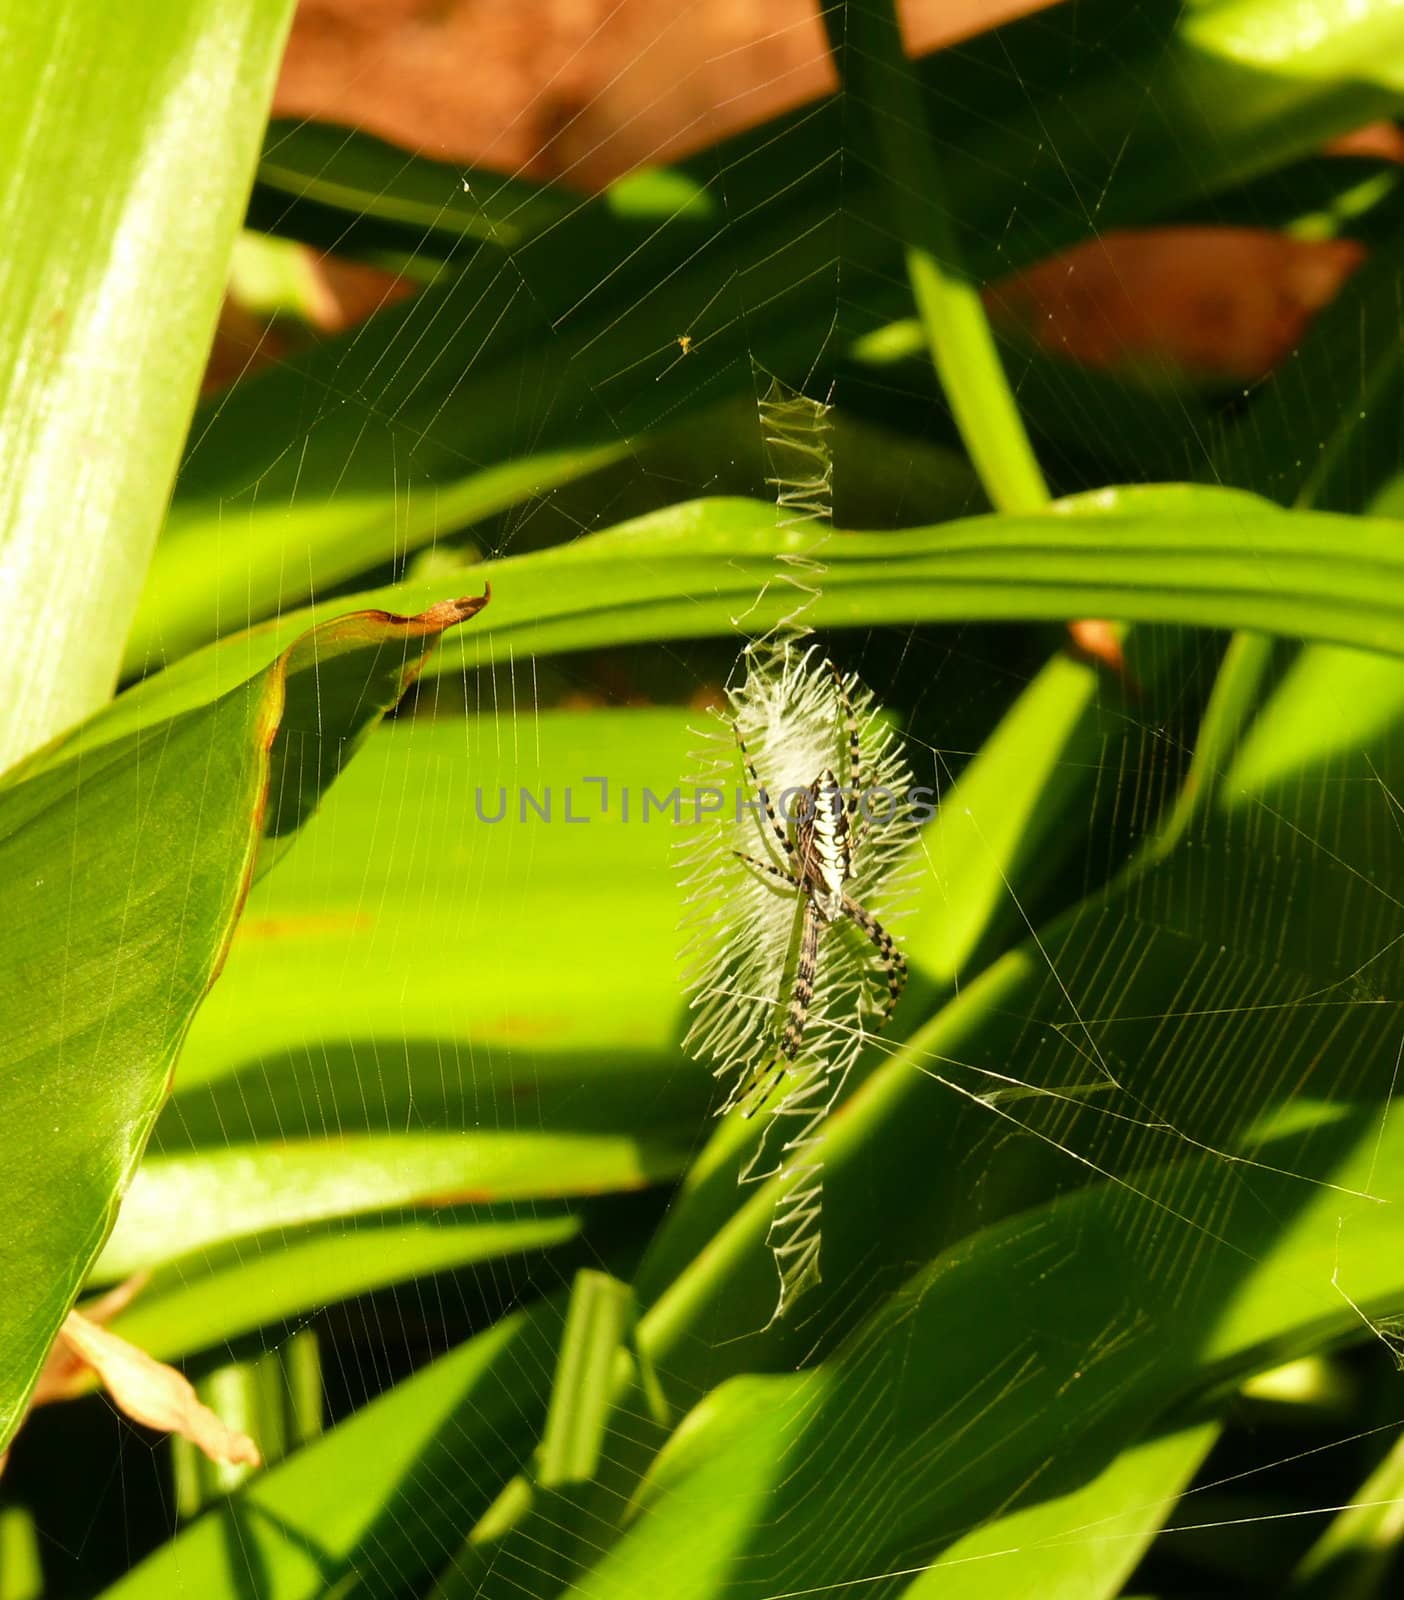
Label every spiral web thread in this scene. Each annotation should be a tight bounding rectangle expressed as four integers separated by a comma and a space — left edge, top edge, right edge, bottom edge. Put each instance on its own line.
679, 375, 918, 1318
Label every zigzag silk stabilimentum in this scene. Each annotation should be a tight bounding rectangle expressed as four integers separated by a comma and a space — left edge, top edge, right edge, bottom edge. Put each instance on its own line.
679, 377, 918, 1316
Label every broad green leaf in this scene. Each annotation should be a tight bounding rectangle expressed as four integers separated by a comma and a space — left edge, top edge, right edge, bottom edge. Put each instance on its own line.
0, 594, 486, 1454
0, 0, 297, 770
88, 709, 709, 1370
101, 1298, 567, 1600
155, 711, 707, 1136
131, 392, 983, 673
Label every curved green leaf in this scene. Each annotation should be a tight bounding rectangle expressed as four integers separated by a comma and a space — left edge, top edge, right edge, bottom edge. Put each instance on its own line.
130, 437, 624, 672
0, 593, 486, 1454
114, 490, 1404, 746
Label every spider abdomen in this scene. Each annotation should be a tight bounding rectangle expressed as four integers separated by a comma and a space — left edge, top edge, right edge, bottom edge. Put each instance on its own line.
799, 768, 851, 921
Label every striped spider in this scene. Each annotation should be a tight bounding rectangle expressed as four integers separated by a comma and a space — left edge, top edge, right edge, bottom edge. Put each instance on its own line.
732, 661, 907, 1113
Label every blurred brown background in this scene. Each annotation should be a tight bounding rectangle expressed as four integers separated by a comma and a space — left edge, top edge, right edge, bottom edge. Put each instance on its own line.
222, 0, 1401, 388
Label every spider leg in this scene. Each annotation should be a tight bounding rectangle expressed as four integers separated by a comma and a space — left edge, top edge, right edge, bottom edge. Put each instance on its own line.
733, 722, 794, 865
782, 895, 823, 1061
827, 658, 873, 853
732, 850, 799, 888
739, 1056, 787, 1118
842, 896, 907, 1028
741, 896, 822, 1119
828, 659, 864, 811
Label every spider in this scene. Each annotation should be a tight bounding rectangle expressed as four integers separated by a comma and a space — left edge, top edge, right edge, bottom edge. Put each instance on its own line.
731, 660, 908, 1114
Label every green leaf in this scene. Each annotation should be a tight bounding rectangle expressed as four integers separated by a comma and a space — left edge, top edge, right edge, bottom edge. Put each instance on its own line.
250, 120, 715, 258
898, 1423, 1221, 1599
635, 648, 1403, 1386
633, 625, 1186, 1293
129, 437, 625, 671
0, 593, 487, 1454
0, 0, 297, 770
114, 491, 1404, 731
1225, 642, 1404, 801
124, 179, 866, 671
123, 0, 1404, 679
906, 649, 1109, 984
128, 0, 1404, 687
0, 1506, 42, 1600
88, 708, 707, 1366
538, 1272, 636, 1488
825, 0, 1048, 514
474, 533, 1404, 1590
254, 120, 576, 250
157, 710, 706, 1138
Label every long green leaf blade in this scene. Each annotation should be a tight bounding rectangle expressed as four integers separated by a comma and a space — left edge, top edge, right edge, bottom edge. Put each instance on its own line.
109, 491, 1404, 741
0, 0, 297, 769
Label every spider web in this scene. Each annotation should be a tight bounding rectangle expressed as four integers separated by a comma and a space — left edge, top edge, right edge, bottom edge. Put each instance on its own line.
11, 3, 1404, 1598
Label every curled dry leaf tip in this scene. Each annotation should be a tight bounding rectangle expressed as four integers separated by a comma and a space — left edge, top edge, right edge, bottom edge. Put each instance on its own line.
421, 582, 491, 630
